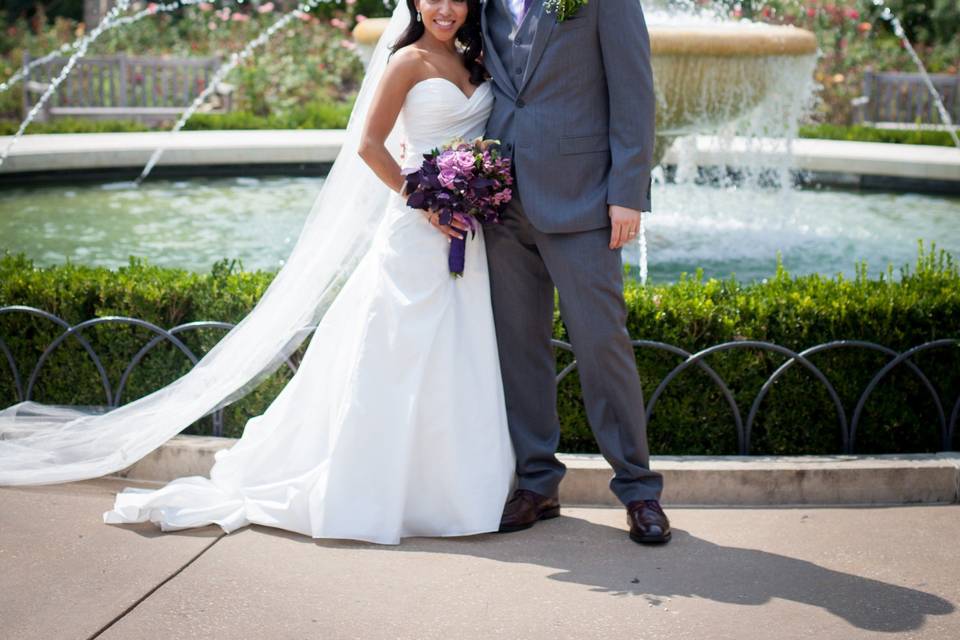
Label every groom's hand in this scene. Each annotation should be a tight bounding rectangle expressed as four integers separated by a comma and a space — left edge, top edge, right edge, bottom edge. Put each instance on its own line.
608, 205, 642, 249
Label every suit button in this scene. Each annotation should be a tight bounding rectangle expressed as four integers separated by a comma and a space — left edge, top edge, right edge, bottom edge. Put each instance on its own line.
515, 67, 523, 74
516, 98, 525, 108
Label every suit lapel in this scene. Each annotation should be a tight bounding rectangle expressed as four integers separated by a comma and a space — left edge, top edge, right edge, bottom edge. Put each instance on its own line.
481, 0, 517, 100
517, 0, 555, 95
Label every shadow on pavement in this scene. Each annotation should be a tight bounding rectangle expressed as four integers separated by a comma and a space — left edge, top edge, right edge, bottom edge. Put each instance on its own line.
250, 511, 957, 634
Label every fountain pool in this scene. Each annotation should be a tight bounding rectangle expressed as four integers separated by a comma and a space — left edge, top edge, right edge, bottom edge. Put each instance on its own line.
2, 174, 957, 284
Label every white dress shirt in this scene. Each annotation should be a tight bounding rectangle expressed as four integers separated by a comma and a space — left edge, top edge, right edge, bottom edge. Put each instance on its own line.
507, 0, 527, 25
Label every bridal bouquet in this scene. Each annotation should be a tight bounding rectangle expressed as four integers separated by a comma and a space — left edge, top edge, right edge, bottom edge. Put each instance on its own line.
402, 137, 513, 277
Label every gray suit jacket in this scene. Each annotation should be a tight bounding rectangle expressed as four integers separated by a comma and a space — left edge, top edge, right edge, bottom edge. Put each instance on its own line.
480, 0, 655, 233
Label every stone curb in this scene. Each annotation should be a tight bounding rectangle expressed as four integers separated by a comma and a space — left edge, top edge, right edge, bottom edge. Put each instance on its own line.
2, 132, 958, 188
109, 434, 960, 506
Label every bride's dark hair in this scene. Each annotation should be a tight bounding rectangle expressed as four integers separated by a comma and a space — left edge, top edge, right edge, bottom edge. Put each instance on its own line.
389, 0, 487, 86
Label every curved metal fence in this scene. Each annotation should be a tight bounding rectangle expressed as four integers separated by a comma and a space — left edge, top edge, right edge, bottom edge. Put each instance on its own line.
1, 305, 957, 453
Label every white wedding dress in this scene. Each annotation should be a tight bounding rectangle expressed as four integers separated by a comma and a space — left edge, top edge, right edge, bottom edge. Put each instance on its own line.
102, 77, 517, 545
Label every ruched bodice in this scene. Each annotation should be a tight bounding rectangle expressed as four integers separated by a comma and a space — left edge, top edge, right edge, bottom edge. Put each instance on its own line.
399, 78, 493, 172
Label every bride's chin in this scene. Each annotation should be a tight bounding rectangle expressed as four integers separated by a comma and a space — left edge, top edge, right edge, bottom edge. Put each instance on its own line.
427, 33, 458, 43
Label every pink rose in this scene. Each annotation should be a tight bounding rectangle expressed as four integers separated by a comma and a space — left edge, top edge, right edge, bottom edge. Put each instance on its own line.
257, 2, 275, 13
438, 169, 459, 189
451, 150, 476, 175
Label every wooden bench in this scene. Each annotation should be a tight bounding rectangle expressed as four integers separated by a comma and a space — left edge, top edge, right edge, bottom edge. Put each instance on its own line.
21, 54, 234, 124
851, 70, 959, 130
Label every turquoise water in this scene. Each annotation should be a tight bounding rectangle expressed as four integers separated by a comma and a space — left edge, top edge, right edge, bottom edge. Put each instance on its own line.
2, 175, 958, 283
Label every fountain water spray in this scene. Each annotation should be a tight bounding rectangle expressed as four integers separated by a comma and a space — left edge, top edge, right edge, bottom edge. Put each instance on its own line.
624, 6, 820, 283
869, 0, 959, 148
0, 0, 332, 174
0, 0, 211, 96
638, 214, 648, 285
0, 0, 137, 168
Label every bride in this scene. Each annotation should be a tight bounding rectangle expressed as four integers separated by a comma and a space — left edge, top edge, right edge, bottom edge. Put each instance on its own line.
0, 0, 516, 545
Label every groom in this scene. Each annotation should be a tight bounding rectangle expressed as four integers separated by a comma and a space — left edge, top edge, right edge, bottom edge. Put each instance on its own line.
479, 0, 670, 543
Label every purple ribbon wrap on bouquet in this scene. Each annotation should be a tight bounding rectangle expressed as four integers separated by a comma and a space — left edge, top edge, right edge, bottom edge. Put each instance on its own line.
402, 138, 514, 278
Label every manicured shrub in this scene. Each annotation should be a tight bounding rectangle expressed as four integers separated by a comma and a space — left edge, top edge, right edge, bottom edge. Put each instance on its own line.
1, 242, 958, 454
799, 123, 959, 147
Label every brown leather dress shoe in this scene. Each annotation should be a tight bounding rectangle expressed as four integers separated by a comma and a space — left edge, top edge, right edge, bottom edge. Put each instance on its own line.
498, 489, 561, 533
627, 499, 671, 544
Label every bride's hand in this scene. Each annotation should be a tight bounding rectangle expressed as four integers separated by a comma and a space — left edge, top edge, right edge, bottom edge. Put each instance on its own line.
424, 210, 468, 240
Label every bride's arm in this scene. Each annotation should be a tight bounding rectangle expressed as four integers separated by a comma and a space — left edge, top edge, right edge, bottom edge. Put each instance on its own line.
357, 49, 420, 195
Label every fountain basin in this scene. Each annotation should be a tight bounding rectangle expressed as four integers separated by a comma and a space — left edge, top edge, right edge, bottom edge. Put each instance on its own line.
650, 24, 816, 57
352, 18, 817, 57
2, 169, 957, 284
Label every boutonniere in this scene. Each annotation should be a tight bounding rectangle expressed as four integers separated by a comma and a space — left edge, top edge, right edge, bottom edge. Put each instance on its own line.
543, 0, 588, 22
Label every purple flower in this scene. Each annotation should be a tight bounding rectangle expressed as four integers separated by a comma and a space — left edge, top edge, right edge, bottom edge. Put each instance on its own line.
452, 150, 476, 174
438, 168, 458, 189
403, 137, 514, 277
437, 149, 476, 179
481, 151, 495, 173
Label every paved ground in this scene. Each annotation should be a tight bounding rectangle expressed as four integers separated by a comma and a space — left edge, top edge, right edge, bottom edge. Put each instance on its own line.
2, 478, 958, 640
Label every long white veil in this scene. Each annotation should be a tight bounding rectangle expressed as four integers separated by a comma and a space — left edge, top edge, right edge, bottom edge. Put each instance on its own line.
0, 2, 412, 485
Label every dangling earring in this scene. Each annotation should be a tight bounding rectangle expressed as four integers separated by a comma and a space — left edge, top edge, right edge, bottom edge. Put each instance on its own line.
416, 11, 422, 22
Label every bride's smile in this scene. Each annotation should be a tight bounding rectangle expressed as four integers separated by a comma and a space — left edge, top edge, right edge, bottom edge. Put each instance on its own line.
416, 0, 469, 41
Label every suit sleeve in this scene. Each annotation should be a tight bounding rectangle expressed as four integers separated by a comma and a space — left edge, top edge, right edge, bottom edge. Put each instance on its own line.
598, 0, 655, 212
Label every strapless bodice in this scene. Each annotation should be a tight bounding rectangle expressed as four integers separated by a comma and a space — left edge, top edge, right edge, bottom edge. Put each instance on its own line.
398, 78, 493, 172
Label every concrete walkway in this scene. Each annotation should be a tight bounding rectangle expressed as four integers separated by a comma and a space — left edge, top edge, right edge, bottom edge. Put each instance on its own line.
2, 477, 958, 639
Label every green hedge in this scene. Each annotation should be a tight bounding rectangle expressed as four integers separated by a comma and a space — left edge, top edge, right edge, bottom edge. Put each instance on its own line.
0, 100, 354, 135
798, 123, 960, 147
1, 243, 958, 455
